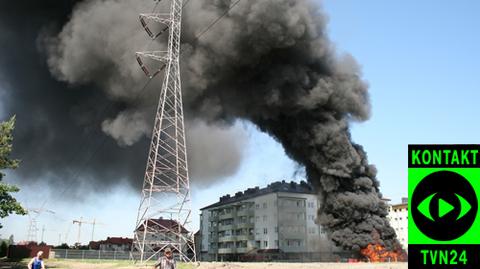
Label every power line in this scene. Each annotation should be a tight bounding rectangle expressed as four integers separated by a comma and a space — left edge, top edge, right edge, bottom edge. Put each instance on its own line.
193, 0, 241, 42
37, 0, 243, 218
39, 77, 156, 209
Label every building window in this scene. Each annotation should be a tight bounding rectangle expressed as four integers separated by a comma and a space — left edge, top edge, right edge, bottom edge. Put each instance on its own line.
263, 215, 267, 222
263, 202, 267, 209
264, 241, 268, 248
255, 228, 260, 235
256, 204, 259, 209
256, 216, 259, 222
264, 228, 268, 234
275, 226, 278, 233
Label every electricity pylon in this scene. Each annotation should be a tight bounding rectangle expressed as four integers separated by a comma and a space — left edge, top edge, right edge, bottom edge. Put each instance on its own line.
132, 0, 195, 263
26, 208, 55, 243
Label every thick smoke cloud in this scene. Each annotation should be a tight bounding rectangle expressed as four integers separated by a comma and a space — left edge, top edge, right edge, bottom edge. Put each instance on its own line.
179, 0, 396, 251
0, 0, 247, 196
0, 0, 399, 250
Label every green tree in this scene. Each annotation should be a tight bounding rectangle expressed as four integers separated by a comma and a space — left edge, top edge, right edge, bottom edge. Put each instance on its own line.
0, 116, 26, 227
55, 243, 70, 249
0, 241, 7, 257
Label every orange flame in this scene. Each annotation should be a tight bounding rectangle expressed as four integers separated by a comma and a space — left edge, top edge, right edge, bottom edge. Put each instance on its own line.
360, 243, 407, 262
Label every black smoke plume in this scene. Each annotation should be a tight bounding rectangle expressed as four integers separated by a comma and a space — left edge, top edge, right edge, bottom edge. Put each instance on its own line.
0, 0, 398, 250
0, 0, 247, 195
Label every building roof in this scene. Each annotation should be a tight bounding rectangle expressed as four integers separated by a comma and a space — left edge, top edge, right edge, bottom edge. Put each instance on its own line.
104, 237, 133, 245
89, 237, 132, 250
135, 218, 189, 233
200, 180, 316, 210
389, 197, 408, 209
390, 203, 408, 210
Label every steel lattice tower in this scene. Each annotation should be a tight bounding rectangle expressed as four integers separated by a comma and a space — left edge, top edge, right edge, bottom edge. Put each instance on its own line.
132, 0, 195, 263
26, 217, 38, 242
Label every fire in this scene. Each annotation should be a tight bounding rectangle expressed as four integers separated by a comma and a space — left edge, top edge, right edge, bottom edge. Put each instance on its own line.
361, 243, 407, 262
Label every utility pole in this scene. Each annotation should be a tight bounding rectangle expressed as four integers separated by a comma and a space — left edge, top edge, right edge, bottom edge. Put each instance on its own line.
132, 0, 196, 263
41, 225, 45, 243
91, 218, 96, 242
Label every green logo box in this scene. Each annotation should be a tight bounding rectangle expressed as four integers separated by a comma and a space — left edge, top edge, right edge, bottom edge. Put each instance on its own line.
409, 167, 480, 244
408, 145, 480, 268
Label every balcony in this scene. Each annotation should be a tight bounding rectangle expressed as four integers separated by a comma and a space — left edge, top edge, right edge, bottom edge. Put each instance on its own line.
235, 247, 251, 253
218, 235, 236, 242
235, 235, 254, 241
236, 209, 254, 217
219, 212, 235, 220
208, 215, 219, 222
218, 248, 235, 254
235, 222, 253, 229
217, 224, 234, 231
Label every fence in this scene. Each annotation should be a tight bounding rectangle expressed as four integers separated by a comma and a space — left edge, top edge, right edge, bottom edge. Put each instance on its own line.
51, 249, 131, 260
51, 249, 181, 261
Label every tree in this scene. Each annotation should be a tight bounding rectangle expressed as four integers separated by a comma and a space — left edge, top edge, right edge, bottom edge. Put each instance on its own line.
8, 234, 14, 245
55, 243, 70, 249
0, 116, 26, 227
0, 241, 7, 257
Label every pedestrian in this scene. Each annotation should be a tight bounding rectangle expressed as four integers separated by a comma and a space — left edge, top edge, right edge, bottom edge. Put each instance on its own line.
154, 247, 176, 269
27, 251, 45, 269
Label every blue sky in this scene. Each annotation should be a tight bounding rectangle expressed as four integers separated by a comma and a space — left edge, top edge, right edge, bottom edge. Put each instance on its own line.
3, 0, 480, 245
322, 0, 480, 202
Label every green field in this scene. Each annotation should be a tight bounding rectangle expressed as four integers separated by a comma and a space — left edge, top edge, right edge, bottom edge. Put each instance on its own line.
0, 258, 195, 269
0, 258, 407, 269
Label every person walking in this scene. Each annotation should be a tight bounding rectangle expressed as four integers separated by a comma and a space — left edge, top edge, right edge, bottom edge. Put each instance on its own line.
27, 251, 45, 269
154, 247, 176, 269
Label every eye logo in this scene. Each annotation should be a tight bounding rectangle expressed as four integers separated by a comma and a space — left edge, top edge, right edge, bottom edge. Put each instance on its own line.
411, 170, 478, 241
417, 192, 472, 221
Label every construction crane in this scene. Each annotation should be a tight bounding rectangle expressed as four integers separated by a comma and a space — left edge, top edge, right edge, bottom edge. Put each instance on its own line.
26, 207, 55, 242
40, 225, 56, 243
72, 217, 105, 246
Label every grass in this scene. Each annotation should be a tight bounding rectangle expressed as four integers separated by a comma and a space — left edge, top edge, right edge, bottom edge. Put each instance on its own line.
0, 258, 196, 269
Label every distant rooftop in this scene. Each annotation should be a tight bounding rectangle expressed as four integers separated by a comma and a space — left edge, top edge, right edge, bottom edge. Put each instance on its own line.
200, 180, 316, 210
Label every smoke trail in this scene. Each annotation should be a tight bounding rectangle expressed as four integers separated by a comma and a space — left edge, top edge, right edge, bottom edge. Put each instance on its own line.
181, 0, 397, 251
180, 0, 397, 249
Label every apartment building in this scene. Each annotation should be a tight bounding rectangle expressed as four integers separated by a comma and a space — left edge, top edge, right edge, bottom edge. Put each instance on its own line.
197, 181, 336, 261
387, 198, 408, 251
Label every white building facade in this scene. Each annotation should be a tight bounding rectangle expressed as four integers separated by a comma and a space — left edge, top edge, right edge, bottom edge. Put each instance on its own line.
198, 181, 338, 261
387, 198, 408, 251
